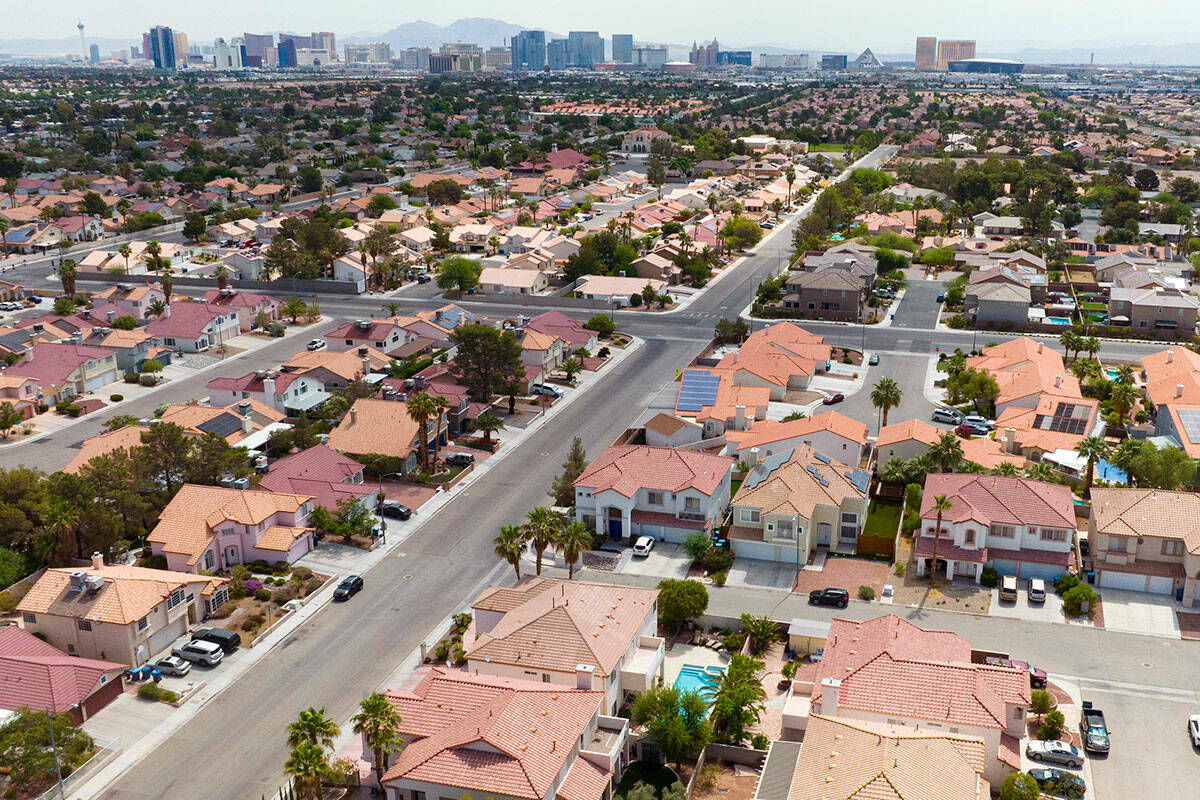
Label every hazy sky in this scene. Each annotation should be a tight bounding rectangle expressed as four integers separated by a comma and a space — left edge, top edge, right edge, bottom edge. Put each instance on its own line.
13, 0, 1200, 52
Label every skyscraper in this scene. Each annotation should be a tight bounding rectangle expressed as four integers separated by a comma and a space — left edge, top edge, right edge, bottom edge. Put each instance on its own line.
277, 38, 297, 68
147, 26, 176, 70
511, 30, 546, 71
213, 38, 231, 69
77, 22, 87, 62
311, 32, 336, 59
172, 31, 189, 67
689, 39, 719, 68
914, 37, 937, 70
242, 32, 274, 67
566, 31, 603, 67
547, 39, 567, 70
89, 44, 100, 65
936, 40, 976, 70
612, 34, 633, 63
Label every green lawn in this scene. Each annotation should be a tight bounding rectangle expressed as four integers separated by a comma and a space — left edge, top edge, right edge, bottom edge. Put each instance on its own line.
615, 762, 680, 799
810, 142, 847, 152
862, 498, 902, 539
730, 479, 743, 496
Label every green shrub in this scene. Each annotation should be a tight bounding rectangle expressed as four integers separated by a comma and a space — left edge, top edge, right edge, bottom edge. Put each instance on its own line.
229, 579, 246, 600
304, 577, 323, 595
109, 394, 124, 402
212, 601, 236, 619
254, 588, 271, 601
1054, 574, 1081, 595
241, 617, 260, 632
751, 734, 770, 750
858, 585, 876, 601
1038, 709, 1065, 740
138, 554, 168, 570
979, 567, 999, 588
290, 566, 313, 581
452, 645, 467, 666
139, 374, 158, 387
230, 565, 251, 581
1062, 584, 1096, 616
946, 314, 972, 330
893, 562, 906, 576
159, 688, 178, 703
273, 584, 297, 604
722, 631, 745, 652
124, 372, 140, 384
701, 547, 734, 573
137, 683, 163, 701
434, 640, 451, 661
712, 572, 726, 586
683, 531, 712, 561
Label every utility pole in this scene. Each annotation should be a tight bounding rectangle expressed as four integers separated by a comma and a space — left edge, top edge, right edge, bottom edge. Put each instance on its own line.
46, 708, 65, 800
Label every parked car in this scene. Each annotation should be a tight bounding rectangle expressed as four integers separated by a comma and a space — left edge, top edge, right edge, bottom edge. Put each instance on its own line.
822, 393, 844, 405
984, 656, 1047, 688
1081, 702, 1110, 753
1189, 714, 1200, 747
444, 452, 475, 468
999, 575, 1019, 602
632, 536, 655, 557
150, 655, 192, 677
808, 588, 850, 608
1026, 740, 1084, 768
416, 274, 432, 283
868, 353, 880, 366
931, 408, 964, 425
955, 423, 989, 438
306, 338, 326, 351
380, 502, 412, 520
531, 383, 564, 398
1028, 578, 1047, 604
962, 414, 994, 430
191, 627, 241, 654
1028, 768, 1085, 794
333, 575, 364, 601
936, 293, 945, 303
171, 639, 224, 667
218, 238, 238, 248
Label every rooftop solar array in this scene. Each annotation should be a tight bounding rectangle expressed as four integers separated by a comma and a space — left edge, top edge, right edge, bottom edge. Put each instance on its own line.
742, 451, 791, 491
196, 412, 242, 438
845, 469, 871, 493
1177, 408, 1200, 444
1032, 402, 1090, 436
806, 465, 830, 487
676, 369, 722, 412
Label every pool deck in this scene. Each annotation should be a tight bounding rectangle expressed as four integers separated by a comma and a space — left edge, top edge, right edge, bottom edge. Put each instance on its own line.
664, 643, 728, 685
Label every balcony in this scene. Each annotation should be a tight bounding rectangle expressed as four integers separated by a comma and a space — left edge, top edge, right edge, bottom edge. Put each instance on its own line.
581, 715, 628, 772
619, 635, 665, 693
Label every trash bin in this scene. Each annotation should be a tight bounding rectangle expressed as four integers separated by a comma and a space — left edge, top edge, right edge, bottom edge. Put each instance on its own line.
151, 668, 163, 683
1086, 571, 1095, 584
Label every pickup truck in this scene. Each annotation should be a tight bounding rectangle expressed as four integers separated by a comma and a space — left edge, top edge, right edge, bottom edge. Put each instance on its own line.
1081, 701, 1110, 753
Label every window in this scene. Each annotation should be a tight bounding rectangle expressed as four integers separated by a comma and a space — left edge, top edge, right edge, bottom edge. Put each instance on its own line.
137, 615, 148, 631
990, 525, 1016, 539
204, 551, 215, 570
1162, 540, 1184, 556
21, 612, 35, 624
647, 491, 663, 506
1039, 528, 1067, 542
777, 520, 794, 540
1107, 537, 1127, 553
220, 527, 235, 538
166, 588, 185, 610
542, 674, 550, 683
77, 618, 92, 631
740, 508, 760, 524
684, 497, 701, 512
964, 529, 975, 545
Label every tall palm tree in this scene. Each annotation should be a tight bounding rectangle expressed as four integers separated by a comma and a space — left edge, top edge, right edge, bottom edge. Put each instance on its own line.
784, 165, 796, 208
1114, 365, 1136, 386
1083, 336, 1100, 362
1110, 438, 1143, 487
494, 524, 528, 580
1076, 436, 1111, 496
1109, 383, 1138, 426
58, 259, 77, 298
556, 520, 593, 579
990, 461, 1021, 477
0, 219, 9, 260
287, 707, 340, 751
405, 392, 440, 470
870, 378, 903, 429
470, 411, 505, 444
426, 395, 449, 465
284, 741, 327, 800
928, 494, 953, 583
214, 264, 229, 290
524, 507, 561, 576
1059, 330, 1079, 362
352, 692, 404, 790
928, 432, 965, 473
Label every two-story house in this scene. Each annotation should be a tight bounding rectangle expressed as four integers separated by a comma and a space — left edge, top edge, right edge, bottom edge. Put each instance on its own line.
713, 324, 831, 398
1089, 488, 1200, 602
519, 329, 564, 380
147, 484, 315, 573
466, 578, 664, 713
327, 319, 418, 356
327, 398, 446, 475
91, 284, 167, 321
81, 328, 157, 374
1108, 287, 1200, 335
200, 289, 281, 332
915, 474, 1076, 582
782, 270, 868, 322
4, 342, 120, 402
280, 347, 393, 392
573, 445, 734, 543
258, 444, 379, 514
206, 370, 329, 416
377, 669, 629, 800
146, 302, 241, 353
723, 411, 869, 465
17, 555, 229, 665
728, 445, 870, 563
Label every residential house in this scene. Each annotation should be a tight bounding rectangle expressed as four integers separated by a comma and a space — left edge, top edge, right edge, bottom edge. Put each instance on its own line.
622, 127, 671, 153
1089, 488, 1200, 601
259, 445, 378, 514
966, 337, 1079, 413
146, 302, 240, 353
576, 276, 666, 306
17, 557, 229, 666
574, 444, 734, 542
63, 425, 153, 474
206, 370, 328, 415
0, 626, 127, 724
281, 347, 393, 391
525, 311, 599, 352
992, 395, 1099, 463
80, 327, 157, 374
4, 343, 120, 403
466, 577, 663, 712
643, 413, 704, 447
632, 252, 682, 284
728, 445, 870, 563
724, 411, 869, 465
479, 267, 548, 295
781, 270, 868, 322
200, 289, 281, 332
0, 375, 39, 419
1108, 287, 1199, 334
449, 223, 495, 253
91, 284, 166, 321
158, 399, 286, 444
1140, 346, 1200, 457
327, 319, 419, 356
674, 368, 771, 437
713, 323, 831, 397
875, 418, 943, 465
148, 484, 315, 573
914, 474, 1076, 582
519, 329, 564, 379
327, 397, 445, 474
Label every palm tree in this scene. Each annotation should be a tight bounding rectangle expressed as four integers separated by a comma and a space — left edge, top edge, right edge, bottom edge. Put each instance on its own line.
1059, 330, 1079, 362
426, 395, 449, 465
58, 259, 77, 298
524, 507, 561, 576
383, 301, 402, 317
1114, 365, 1136, 386
556, 520, 593, 579
1110, 438, 1142, 487
991, 461, 1021, 476
281, 297, 308, 324
287, 707, 340, 751
561, 357, 583, 383
928, 432, 964, 473
928, 494, 953, 583
1024, 462, 1058, 483
352, 692, 404, 789
405, 392, 440, 470
470, 411, 505, 444
284, 741, 327, 800
1109, 382, 1138, 426
870, 378, 903, 429
146, 298, 166, 318
1083, 336, 1100, 362
494, 523, 528, 580
214, 264, 229, 290
1076, 436, 1111, 496
784, 166, 796, 208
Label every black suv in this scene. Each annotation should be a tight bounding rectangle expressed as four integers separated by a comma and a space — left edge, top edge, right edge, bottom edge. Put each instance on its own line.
808, 588, 850, 608
445, 452, 475, 468
191, 627, 242, 653
333, 575, 364, 601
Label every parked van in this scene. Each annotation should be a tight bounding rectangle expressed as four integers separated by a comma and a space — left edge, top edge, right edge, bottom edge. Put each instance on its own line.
999, 575, 1019, 602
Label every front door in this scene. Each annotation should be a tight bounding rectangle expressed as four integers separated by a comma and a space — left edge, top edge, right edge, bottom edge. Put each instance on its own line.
608, 517, 623, 540
816, 523, 831, 546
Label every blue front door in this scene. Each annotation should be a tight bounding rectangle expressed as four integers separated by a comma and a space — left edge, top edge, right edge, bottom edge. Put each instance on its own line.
608, 517, 623, 540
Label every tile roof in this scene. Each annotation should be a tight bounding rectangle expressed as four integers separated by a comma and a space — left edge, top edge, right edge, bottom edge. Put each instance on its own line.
876, 417, 942, 448
714, 324, 831, 386
4, 342, 115, 388
206, 370, 303, 397
382, 669, 605, 800
732, 445, 866, 519
574, 445, 733, 498
468, 577, 657, 676
1090, 488, 1200, 553
282, 347, 393, 382
327, 398, 423, 460
62, 424, 152, 474
994, 395, 1099, 454
18, 564, 226, 625
788, 714, 988, 800
158, 399, 284, 443
146, 302, 233, 339
919, 474, 1075, 529
643, 413, 692, 437
965, 337, 1078, 406
727, 412, 868, 455
0, 626, 126, 714
148, 485, 310, 566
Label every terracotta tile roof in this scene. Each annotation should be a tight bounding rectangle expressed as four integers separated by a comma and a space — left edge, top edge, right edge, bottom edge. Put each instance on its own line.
467, 577, 657, 676
382, 669, 605, 800
18, 564, 226, 625
993, 395, 1099, 454
732, 444, 867, 519
876, 418, 942, 448
789, 714, 988, 800
327, 398, 421, 460
521, 329, 560, 353
965, 337, 1078, 406
525, 311, 593, 346
0, 626, 126, 714
679, 370, 771, 424
148, 485, 310, 566
728, 412, 868, 455
1091, 488, 1200, 553
919, 474, 1075, 529
574, 445, 733, 498
158, 399, 284, 443
912, 536, 989, 564
958, 436, 1024, 471
62, 424, 151, 474
557, 757, 612, 800
255, 525, 310, 552
643, 413, 692, 437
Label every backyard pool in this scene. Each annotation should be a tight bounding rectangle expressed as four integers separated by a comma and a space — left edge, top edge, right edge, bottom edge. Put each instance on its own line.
1096, 459, 1127, 483
673, 664, 724, 695
1046, 317, 1072, 325
1104, 368, 1120, 381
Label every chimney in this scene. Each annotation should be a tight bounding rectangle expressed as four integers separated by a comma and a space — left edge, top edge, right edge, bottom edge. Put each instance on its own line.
242, 413, 253, 435
106, 310, 114, 322
1004, 427, 1018, 455
91, 551, 104, 570
735, 404, 746, 429
362, 355, 371, 378
1177, 383, 1184, 399
350, 406, 358, 424
748, 446, 759, 467
1037, 342, 1043, 354
575, 663, 594, 690
1054, 374, 1062, 388
262, 374, 276, 398
819, 678, 841, 716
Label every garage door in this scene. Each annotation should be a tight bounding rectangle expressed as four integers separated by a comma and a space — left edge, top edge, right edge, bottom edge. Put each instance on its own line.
1147, 576, 1174, 595
1099, 571, 1146, 592
1017, 562, 1064, 582
638, 524, 663, 538
84, 372, 115, 392
990, 559, 1017, 576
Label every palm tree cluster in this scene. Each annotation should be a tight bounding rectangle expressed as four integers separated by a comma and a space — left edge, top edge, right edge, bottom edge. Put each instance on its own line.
706, 654, 767, 746
493, 507, 595, 580
284, 696, 405, 797
405, 392, 450, 471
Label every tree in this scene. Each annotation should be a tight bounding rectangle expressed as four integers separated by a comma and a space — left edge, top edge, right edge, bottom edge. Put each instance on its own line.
870, 378, 903, 428
58, 259, 76, 298
110, 315, 137, 330
784, 165, 796, 207
426, 179, 464, 206
928, 494, 953, 582
215, 264, 229, 291
494, 524, 528, 580
281, 296, 308, 324
583, 314, 614, 337
1024, 462, 1057, 483
1058, 330, 1080, 362
999, 773, 1040, 800
928, 432, 964, 473
182, 212, 207, 241
1029, 688, 1053, 722
352, 692, 404, 789
707, 654, 766, 745
714, 317, 748, 343
647, 159, 667, 199
0, 708, 94, 788
287, 707, 340, 751
284, 740, 328, 800
1133, 168, 1160, 191
0, 403, 23, 440
449, 324, 524, 403
1076, 436, 1110, 496
524, 507, 561, 576
80, 191, 107, 217
470, 411, 505, 443
296, 165, 323, 194
53, 296, 75, 316
0, 219, 8, 259
405, 393, 441, 470
435, 256, 481, 293
1109, 382, 1138, 426
720, 216, 763, 251
657, 579, 708, 632
630, 686, 713, 768
557, 520, 593, 579
739, 614, 781, 656
549, 436, 587, 506
561, 357, 582, 383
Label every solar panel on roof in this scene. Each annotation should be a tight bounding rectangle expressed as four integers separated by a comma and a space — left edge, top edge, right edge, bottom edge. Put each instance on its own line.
845, 469, 871, 493
813, 452, 831, 464
196, 412, 242, 438
1177, 408, 1200, 444
676, 369, 722, 413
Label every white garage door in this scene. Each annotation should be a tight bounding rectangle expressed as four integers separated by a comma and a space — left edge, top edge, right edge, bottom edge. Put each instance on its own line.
1099, 571, 1145, 592
1147, 576, 1174, 595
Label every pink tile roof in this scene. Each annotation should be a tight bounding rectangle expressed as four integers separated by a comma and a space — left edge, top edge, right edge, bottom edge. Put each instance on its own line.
919, 474, 1075, 529
206, 370, 302, 395
0, 626, 126, 714
574, 445, 733, 498
4, 342, 114, 387
146, 302, 233, 339
382, 669, 605, 800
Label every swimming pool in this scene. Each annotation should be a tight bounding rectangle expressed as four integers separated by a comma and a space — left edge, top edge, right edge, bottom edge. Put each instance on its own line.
1104, 368, 1120, 381
673, 664, 724, 695
1096, 459, 1127, 484
1045, 317, 1071, 325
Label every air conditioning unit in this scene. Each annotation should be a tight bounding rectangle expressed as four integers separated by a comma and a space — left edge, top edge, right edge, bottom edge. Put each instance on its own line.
232, 477, 250, 490
68, 571, 88, 591
356, 320, 371, 330
85, 575, 105, 592
116, 283, 132, 292
220, 476, 236, 487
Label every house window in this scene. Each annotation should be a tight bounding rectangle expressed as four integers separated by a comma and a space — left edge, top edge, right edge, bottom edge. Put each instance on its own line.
220, 527, 235, 538
740, 508, 760, 524
684, 497, 701, 512
77, 618, 92, 631
1107, 537, 1127, 553
990, 525, 1016, 539
1039, 529, 1067, 542
1162, 540, 1183, 556
777, 520, 795, 540
964, 529, 975, 545
137, 615, 149, 631
21, 612, 35, 624
204, 550, 214, 570
166, 588, 185, 609
647, 491, 664, 506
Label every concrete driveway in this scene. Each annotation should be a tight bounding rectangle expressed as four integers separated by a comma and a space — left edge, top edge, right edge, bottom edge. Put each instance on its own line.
1098, 590, 1181, 637
616, 541, 690, 580
726, 559, 798, 590
989, 586, 1079, 625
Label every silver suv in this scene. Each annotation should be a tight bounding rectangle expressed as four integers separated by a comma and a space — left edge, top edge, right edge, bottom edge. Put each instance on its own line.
931, 408, 963, 425
172, 639, 224, 666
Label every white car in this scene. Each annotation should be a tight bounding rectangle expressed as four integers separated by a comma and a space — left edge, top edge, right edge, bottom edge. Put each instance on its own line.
962, 414, 995, 430
306, 338, 326, 351
172, 639, 224, 666
1189, 714, 1200, 747
632, 536, 655, 557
